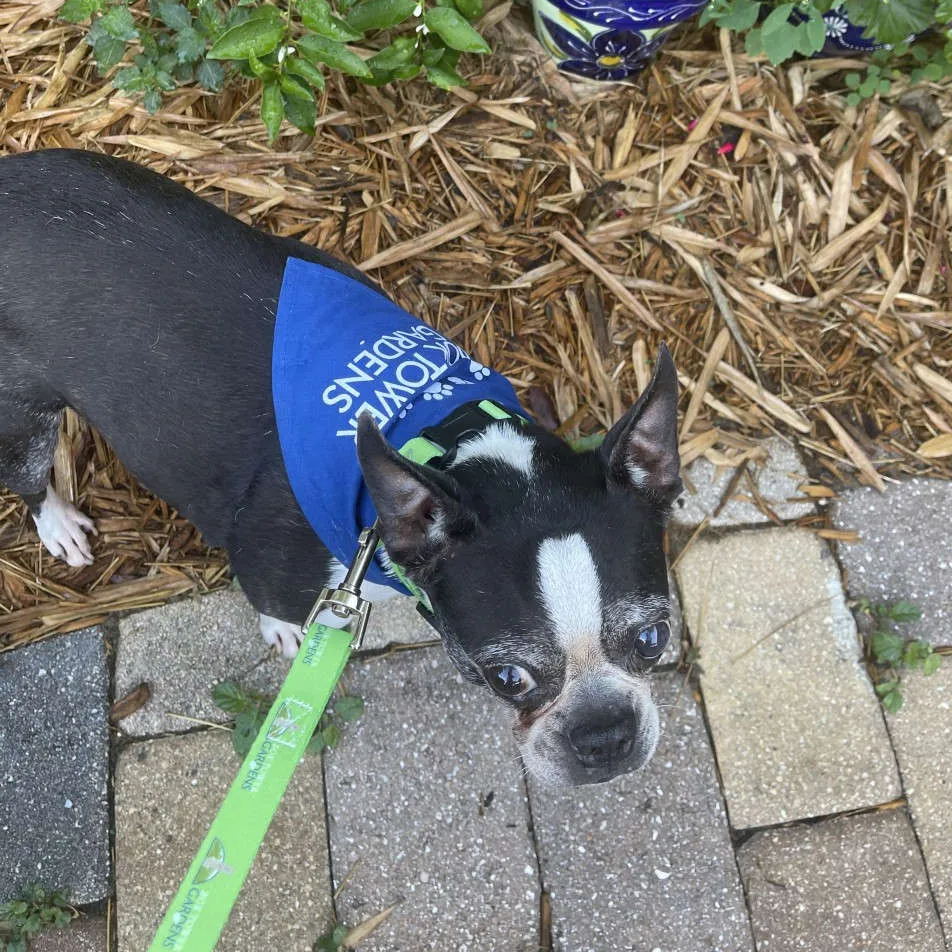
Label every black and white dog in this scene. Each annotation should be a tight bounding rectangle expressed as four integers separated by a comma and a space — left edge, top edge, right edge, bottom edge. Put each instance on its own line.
0, 149, 681, 786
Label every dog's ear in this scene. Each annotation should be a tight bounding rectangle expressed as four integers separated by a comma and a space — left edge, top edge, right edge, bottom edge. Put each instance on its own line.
601, 343, 681, 505
357, 415, 477, 570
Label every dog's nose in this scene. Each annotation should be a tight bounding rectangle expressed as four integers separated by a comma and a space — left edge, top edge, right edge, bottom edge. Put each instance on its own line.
567, 707, 637, 768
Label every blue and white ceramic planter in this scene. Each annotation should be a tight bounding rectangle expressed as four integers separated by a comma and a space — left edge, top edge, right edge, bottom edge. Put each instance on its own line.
532, 0, 708, 81
791, 4, 896, 55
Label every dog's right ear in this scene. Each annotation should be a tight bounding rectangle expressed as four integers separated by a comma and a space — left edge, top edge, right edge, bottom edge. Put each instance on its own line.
356, 415, 477, 572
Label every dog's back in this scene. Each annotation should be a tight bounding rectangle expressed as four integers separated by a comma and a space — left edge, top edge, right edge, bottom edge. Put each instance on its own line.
0, 149, 369, 546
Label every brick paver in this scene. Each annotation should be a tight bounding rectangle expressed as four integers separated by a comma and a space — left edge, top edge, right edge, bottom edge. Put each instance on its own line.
676, 527, 900, 828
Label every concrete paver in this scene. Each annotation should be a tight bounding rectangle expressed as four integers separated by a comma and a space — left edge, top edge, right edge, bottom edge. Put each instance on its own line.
885, 661, 952, 939
833, 478, 952, 646
115, 588, 435, 736
675, 527, 900, 829
0, 628, 110, 904
739, 809, 945, 952
31, 915, 108, 951
530, 672, 754, 952
323, 647, 539, 952
114, 730, 332, 951
672, 437, 814, 529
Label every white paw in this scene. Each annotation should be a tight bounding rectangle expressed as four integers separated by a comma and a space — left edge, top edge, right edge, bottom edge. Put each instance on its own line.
259, 614, 302, 659
33, 486, 96, 567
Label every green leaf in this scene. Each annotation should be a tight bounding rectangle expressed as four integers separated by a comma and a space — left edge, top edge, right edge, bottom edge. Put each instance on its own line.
280, 73, 314, 101
345, 0, 417, 33
335, 695, 365, 721
314, 924, 348, 952
843, 0, 933, 46
153, 0, 191, 30
454, 0, 483, 19
844, 71, 861, 89
142, 89, 162, 116
881, 687, 904, 714
246, 49, 277, 79
871, 630, 904, 665
801, 9, 828, 55
58, 0, 104, 23
207, 6, 284, 60
285, 53, 326, 90
174, 24, 206, 62
322, 722, 343, 748
922, 653, 942, 676
88, 23, 128, 71
424, 6, 490, 53
113, 64, 145, 90
261, 80, 285, 141
306, 728, 326, 754
363, 65, 397, 85
8, 936, 27, 952
196, 58, 225, 90
232, 710, 262, 756
369, 36, 417, 69
425, 61, 464, 88
297, 33, 372, 77
888, 600, 922, 624
710, 0, 760, 31
875, 679, 900, 696
99, 4, 139, 40
299, 0, 364, 41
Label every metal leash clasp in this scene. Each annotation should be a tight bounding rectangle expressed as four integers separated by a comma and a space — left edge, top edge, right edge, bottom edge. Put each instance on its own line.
302, 524, 379, 650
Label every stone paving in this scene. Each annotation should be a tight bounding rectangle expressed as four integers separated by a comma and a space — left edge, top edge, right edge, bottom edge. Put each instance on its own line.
2, 448, 951, 951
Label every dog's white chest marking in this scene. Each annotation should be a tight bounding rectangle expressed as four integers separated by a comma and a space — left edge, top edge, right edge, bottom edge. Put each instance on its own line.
537, 533, 603, 659
33, 485, 96, 567
451, 424, 535, 476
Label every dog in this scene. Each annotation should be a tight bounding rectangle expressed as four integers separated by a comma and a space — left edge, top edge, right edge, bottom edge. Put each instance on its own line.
0, 149, 681, 786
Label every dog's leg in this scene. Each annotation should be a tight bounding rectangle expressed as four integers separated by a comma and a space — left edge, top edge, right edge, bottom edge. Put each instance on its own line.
32, 483, 97, 566
258, 614, 303, 658
0, 400, 96, 566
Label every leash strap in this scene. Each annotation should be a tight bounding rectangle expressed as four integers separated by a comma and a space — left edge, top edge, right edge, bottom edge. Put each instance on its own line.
146, 621, 352, 951
146, 528, 383, 951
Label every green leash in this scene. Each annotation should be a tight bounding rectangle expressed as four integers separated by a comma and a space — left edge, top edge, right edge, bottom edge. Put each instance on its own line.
147, 404, 520, 949
147, 528, 380, 952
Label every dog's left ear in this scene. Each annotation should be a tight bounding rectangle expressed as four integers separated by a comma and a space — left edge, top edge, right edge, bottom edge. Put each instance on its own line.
357, 414, 477, 571
601, 343, 682, 505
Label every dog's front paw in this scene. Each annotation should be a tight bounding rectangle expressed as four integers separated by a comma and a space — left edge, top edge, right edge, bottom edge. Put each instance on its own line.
33, 486, 97, 567
258, 614, 302, 658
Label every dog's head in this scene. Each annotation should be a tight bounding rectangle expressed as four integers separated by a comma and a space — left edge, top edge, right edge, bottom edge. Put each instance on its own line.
357, 345, 681, 787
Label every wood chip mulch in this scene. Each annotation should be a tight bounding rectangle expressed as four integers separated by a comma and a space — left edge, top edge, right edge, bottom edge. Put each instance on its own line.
2, 0, 951, 646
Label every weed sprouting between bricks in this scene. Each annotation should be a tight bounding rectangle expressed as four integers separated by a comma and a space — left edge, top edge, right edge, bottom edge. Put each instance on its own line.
212, 678, 365, 757
858, 598, 943, 714
0, 884, 74, 952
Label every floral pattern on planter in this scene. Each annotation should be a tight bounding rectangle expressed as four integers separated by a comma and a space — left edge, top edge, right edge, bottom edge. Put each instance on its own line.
533, 0, 704, 80
538, 13, 664, 79
790, 4, 901, 54
544, 0, 708, 31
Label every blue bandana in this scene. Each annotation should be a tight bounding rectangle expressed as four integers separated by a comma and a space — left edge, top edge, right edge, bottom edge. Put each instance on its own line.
272, 257, 526, 590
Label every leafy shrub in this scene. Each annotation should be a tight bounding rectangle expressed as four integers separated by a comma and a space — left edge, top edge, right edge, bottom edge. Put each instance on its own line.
701, 0, 952, 103
58, 0, 490, 138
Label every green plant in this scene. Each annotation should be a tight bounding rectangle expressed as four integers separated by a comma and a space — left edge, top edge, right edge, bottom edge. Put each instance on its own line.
314, 924, 348, 951
212, 678, 364, 757
58, 0, 490, 138
0, 884, 74, 952
701, 0, 952, 99
858, 598, 942, 714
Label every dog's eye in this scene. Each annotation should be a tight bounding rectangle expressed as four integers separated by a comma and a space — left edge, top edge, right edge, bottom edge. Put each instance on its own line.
485, 664, 536, 699
633, 621, 670, 661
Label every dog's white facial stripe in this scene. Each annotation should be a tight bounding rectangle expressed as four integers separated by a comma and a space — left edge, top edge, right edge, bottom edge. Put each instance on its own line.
451, 424, 535, 477
537, 533, 602, 654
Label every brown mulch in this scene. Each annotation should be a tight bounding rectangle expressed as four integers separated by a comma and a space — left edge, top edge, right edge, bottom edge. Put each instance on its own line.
1, 0, 951, 646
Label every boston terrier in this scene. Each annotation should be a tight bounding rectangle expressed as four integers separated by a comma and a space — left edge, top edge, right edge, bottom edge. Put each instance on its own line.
0, 149, 681, 787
